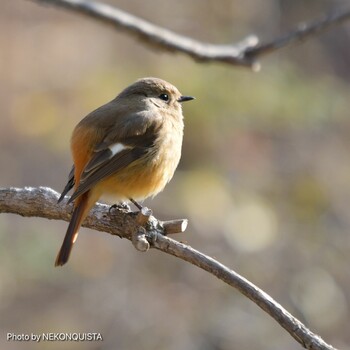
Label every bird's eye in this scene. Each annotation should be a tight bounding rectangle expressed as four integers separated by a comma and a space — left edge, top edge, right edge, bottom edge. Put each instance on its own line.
159, 93, 169, 101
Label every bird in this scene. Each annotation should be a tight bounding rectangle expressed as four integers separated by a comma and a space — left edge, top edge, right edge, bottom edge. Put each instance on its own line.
55, 77, 194, 266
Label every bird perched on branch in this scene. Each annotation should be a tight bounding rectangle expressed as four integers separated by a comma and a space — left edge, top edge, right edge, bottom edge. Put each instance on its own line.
55, 77, 194, 266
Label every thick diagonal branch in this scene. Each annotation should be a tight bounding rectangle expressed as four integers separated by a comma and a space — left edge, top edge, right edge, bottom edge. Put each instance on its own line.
30, 0, 350, 68
0, 187, 336, 350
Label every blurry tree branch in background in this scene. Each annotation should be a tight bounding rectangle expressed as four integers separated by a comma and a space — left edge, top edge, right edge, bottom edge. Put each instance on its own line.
0, 187, 337, 350
31, 0, 350, 70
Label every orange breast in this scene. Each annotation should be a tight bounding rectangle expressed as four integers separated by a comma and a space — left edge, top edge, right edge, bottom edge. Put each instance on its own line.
97, 144, 181, 202
71, 118, 183, 203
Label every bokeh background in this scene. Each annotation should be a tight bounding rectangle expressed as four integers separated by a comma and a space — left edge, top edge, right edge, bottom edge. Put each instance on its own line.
1, 0, 350, 349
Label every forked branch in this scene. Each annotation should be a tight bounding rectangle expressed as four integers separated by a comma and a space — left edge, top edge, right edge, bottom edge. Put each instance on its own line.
30, 0, 350, 69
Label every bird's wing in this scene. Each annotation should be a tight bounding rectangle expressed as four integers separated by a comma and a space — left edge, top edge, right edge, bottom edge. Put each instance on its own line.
58, 165, 75, 203
68, 114, 160, 204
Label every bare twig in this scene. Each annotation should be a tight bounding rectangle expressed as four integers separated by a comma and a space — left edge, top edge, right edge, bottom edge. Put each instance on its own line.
0, 187, 337, 350
29, 0, 350, 69
246, 9, 350, 59
161, 219, 188, 234
30, 0, 256, 67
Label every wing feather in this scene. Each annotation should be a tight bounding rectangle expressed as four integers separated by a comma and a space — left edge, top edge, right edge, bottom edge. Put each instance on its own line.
58, 165, 75, 203
68, 147, 146, 203
67, 119, 159, 204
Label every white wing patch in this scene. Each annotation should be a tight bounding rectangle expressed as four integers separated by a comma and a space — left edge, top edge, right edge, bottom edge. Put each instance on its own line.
108, 143, 129, 156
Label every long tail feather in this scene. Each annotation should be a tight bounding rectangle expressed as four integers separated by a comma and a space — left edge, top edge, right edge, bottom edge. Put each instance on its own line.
55, 192, 89, 267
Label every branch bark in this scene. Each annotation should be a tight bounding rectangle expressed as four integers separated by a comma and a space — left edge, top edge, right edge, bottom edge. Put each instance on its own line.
30, 0, 350, 69
0, 186, 337, 350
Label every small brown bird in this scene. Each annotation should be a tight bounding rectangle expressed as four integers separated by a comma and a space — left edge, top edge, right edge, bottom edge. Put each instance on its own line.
55, 77, 194, 266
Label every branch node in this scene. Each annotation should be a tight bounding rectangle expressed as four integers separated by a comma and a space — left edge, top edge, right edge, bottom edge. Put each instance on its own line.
131, 227, 150, 252
161, 219, 188, 235
236, 35, 259, 51
136, 207, 152, 226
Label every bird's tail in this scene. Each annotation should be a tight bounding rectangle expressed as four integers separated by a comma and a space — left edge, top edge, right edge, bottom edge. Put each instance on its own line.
55, 192, 91, 267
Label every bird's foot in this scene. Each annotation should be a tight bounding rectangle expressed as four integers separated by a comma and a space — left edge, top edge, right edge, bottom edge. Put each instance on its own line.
129, 198, 144, 211
108, 202, 130, 214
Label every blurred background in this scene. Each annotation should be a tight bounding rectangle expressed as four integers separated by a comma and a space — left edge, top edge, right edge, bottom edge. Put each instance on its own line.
1, 0, 350, 349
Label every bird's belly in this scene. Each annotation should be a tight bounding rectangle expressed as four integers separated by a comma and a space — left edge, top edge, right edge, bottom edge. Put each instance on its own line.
97, 146, 181, 202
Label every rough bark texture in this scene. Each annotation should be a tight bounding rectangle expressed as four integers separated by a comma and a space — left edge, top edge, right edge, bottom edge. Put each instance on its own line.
0, 186, 337, 350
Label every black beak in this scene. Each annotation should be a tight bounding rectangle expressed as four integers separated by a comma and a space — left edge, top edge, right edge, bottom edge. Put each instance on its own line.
178, 96, 195, 103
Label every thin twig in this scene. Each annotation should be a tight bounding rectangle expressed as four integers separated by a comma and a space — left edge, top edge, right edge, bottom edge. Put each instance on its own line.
29, 0, 350, 69
161, 219, 188, 234
0, 187, 337, 350
246, 9, 350, 59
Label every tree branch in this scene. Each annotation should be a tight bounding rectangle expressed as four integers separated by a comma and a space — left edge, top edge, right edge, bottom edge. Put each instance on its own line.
0, 186, 337, 350
29, 0, 350, 69
246, 9, 350, 59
